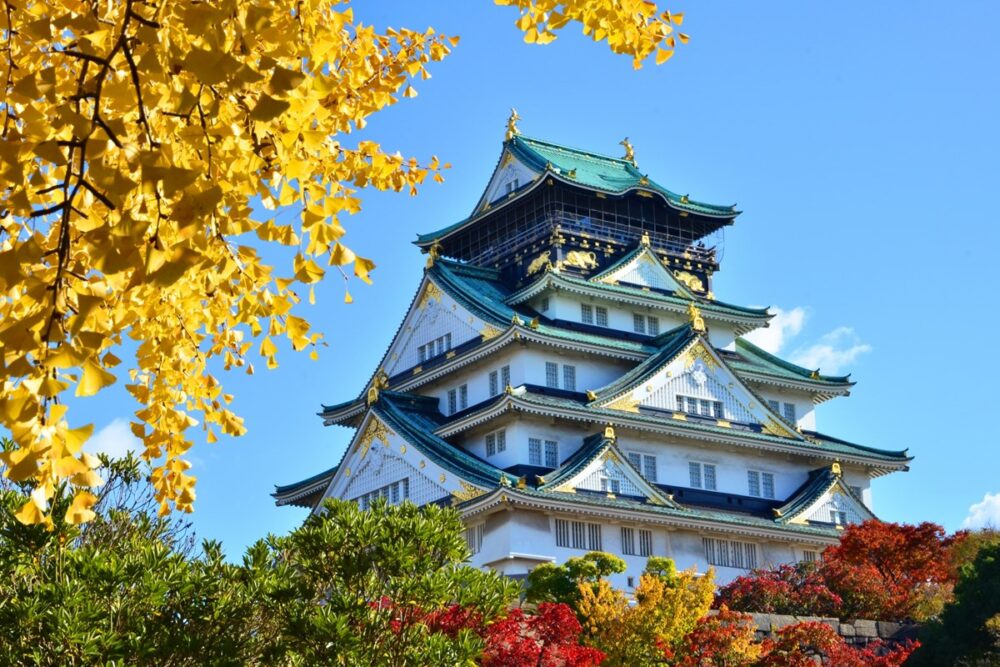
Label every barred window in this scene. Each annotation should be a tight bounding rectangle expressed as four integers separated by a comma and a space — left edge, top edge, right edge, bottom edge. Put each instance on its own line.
783, 402, 797, 423
355, 478, 410, 509
529, 438, 542, 466
633, 313, 646, 334
830, 510, 848, 525
489, 371, 498, 397
639, 529, 653, 557
621, 527, 636, 555
545, 362, 559, 388
600, 477, 621, 494
418, 345, 427, 362
544, 440, 559, 468
595, 306, 608, 327
767, 399, 780, 412
486, 430, 506, 457
676, 395, 723, 418
588, 523, 602, 550
447, 389, 457, 415
466, 523, 485, 555
703, 537, 758, 569
581, 304, 594, 324
802, 550, 819, 563
690, 462, 716, 490
647, 316, 659, 336
555, 518, 571, 547
627, 452, 657, 482
501, 365, 510, 389
458, 384, 468, 410
562, 365, 576, 391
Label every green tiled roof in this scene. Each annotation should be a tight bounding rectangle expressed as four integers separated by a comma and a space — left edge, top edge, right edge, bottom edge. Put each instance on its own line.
431, 260, 650, 355
374, 391, 507, 489
508, 136, 737, 217
507, 269, 770, 321
273, 465, 338, 507
732, 338, 853, 386
589, 324, 696, 402
500, 388, 910, 465
416, 135, 737, 245
468, 486, 844, 540
773, 465, 873, 524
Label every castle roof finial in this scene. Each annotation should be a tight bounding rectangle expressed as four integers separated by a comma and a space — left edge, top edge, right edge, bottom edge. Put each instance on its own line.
687, 302, 706, 333
505, 108, 521, 141
620, 137, 636, 166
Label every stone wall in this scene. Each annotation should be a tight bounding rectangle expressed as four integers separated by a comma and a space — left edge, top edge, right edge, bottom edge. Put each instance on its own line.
709, 610, 921, 648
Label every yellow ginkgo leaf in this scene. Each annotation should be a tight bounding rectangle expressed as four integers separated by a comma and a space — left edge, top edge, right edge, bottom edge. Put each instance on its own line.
66, 491, 98, 524
76, 359, 116, 397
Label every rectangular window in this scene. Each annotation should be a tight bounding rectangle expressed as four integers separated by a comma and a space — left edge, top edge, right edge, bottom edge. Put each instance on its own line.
355, 477, 409, 509
466, 523, 484, 555
691, 462, 717, 490
581, 304, 594, 324
447, 389, 457, 415
556, 519, 570, 548
459, 384, 468, 410
714, 401, 724, 418
418, 345, 427, 363
676, 395, 686, 412
562, 365, 576, 391
647, 316, 660, 336
633, 313, 646, 334
495, 430, 506, 453
762, 473, 774, 499
545, 362, 559, 388
783, 402, 796, 423
544, 440, 559, 468
830, 510, 848, 525
501, 365, 510, 389
748, 470, 760, 497
621, 527, 636, 556
588, 523, 602, 550
489, 371, 498, 397
486, 432, 496, 457
444, 333, 452, 351
699, 399, 712, 416
572, 521, 587, 549
600, 477, 621, 494
595, 306, 609, 327
639, 529, 653, 557
767, 399, 780, 412
628, 452, 642, 469
402, 478, 409, 500
703, 537, 758, 569
803, 550, 819, 563
540, 297, 549, 312
529, 438, 542, 466
629, 452, 657, 482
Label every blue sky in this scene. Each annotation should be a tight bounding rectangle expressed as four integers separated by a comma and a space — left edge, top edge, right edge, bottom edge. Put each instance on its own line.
72, 1, 1000, 555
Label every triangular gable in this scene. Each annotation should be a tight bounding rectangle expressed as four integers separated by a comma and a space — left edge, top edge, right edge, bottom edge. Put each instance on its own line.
319, 410, 498, 513
595, 337, 801, 440
381, 276, 497, 378
592, 245, 696, 297
539, 430, 678, 506
473, 149, 540, 215
775, 465, 877, 526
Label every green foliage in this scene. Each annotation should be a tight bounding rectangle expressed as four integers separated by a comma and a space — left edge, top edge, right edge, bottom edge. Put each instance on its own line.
525, 551, 626, 608
911, 541, 1000, 666
644, 556, 678, 581
0, 466, 517, 666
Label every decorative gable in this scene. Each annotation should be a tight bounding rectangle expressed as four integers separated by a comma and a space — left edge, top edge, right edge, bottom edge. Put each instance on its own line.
598, 338, 800, 439
594, 246, 694, 295
477, 151, 539, 211
382, 278, 492, 377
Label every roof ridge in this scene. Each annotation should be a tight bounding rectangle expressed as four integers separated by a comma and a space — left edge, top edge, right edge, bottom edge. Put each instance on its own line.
514, 134, 636, 168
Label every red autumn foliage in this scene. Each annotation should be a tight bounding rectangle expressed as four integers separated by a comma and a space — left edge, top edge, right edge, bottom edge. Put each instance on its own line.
759, 621, 919, 667
714, 562, 842, 617
821, 520, 961, 621
481, 603, 605, 667
670, 606, 761, 666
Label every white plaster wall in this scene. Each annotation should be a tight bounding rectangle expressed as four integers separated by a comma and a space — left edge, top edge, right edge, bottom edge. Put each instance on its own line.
385, 288, 489, 376
616, 432, 815, 500
467, 509, 819, 586
755, 388, 818, 431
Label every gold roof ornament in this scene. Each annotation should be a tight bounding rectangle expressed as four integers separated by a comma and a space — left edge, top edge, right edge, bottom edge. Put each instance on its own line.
603, 424, 617, 441
499, 473, 512, 487
511, 313, 523, 326
810, 369, 821, 380
586, 390, 597, 401
529, 317, 540, 330
505, 108, 521, 141
425, 240, 442, 268
620, 137, 637, 166
687, 302, 706, 333
831, 461, 842, 476
366, 369, 389, 405
640, 231, 651, 246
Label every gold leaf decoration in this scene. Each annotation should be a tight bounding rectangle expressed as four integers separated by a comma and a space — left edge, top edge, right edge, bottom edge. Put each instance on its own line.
451, 480, 488, 504
605, 394, 640, 413
358, 416, 395, 459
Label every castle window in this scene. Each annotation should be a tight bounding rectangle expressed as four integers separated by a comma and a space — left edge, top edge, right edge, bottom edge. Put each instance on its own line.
627, 452, 658, 482
595, 306, 608, 327
581, 304, 593, 324
647, 316, 659, 335
466, 523, 485, 555
545, 362, 559, 388
633, 313, 646, 334
621, 527, 636, 555
488, 365, 510, 397
849, 485, 862, 499
634, 314, 660, 335
485, 429, 506, 457
356, 478, 410, 509
767, 399, 780, 412
528, 438, 559, 468
600, 476, 621, 494
830, 510, 848, 525
420, 334, 452, 362
489, 371, 498, 396
639, 529, 653, 557
802, 550, 819, 563
540, 296, 550, 312
689, 462, 717, 490
676, 395, 723, 418
783, 403, 797, 423
703, 537, 757, 569
562, 365, 576, 391
556, 519, 602, 550
747, 470, 775, 499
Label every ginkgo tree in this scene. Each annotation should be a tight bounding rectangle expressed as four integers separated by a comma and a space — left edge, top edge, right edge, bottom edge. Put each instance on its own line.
0, 0, 686, 526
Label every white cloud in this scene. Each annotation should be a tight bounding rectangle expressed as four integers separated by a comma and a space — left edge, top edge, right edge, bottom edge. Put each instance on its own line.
85, 418, 140, 459
963, 492, 1000, 529
789, 326, 872, 375
743, 306, 806, 354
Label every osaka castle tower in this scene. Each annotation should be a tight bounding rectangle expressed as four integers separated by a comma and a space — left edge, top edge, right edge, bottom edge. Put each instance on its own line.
274, 115, 911, 585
